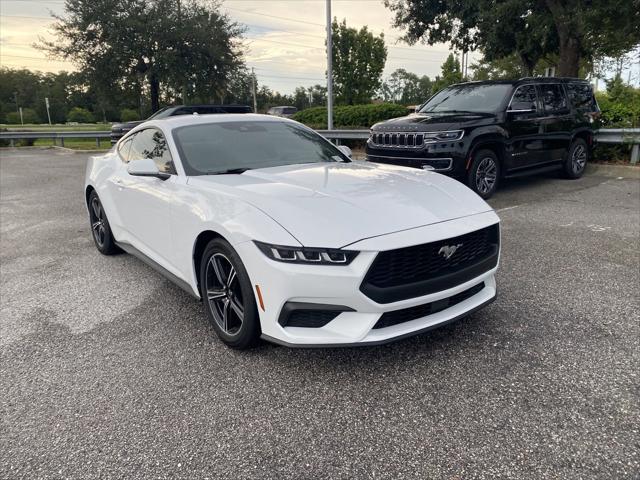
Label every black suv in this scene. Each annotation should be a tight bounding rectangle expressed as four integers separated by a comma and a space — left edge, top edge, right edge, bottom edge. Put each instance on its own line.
366, 78, 599, 198
110, 104, 252, 144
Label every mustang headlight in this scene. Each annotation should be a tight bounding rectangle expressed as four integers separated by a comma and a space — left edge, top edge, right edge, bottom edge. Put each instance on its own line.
254, 241, 358, 265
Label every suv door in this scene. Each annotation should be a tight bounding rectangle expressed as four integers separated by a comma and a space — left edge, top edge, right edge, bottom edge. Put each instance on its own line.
115, 128, 182, 272
505, 84, 545, 170
537, 83, 572, 162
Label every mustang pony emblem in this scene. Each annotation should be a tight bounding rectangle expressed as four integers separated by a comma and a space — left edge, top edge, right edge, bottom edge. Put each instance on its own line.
438, 244, 463, 260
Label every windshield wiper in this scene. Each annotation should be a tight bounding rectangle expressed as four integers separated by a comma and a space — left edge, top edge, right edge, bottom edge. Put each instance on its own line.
206, 167, 252, 175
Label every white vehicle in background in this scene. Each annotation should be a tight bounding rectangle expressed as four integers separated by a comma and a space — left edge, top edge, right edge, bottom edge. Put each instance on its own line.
85, 114, 500, 349
266, 106, 298, 118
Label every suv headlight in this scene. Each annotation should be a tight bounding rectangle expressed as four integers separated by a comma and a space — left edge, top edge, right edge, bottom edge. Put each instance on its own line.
254, 241, 358, 265
432, 130, 464, 141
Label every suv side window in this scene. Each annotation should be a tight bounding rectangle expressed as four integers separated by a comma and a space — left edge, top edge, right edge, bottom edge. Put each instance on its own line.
510, 85, 538, 110
539, 84, 568, 113
129, 128, 177, 174
117, 136, 133, 163
566, 82, 596, 112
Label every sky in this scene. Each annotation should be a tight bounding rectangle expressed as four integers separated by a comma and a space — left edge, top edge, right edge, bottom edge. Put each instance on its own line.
0, 0, 481, 94
0, 0, 637, 94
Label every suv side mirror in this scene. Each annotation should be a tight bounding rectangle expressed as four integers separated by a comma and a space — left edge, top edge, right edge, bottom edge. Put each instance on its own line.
127, 158, 170, 180
337, 145, 352, 158
509, 101, 536, 113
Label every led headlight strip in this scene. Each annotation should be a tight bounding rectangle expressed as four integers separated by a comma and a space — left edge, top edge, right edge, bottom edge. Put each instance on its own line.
254, 241, 358, 265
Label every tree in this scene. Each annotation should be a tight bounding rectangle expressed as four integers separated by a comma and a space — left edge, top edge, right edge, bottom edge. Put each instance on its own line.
41, 0, 245, 113
66, 107, 95, 123
384, 0, 640, 77
331, 19, 387, 104
432, 54, 463, 93
380, 69, 432, 104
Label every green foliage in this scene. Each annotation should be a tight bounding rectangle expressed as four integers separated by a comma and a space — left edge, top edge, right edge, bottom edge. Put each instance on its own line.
41, 0, 245, 112
380, 69, 433, 104
596, 78, 640, 128
66, 107, 95, 123
332, 19, 387, 105
6, 108, 40, 124
384, 0, 640, 77
120, 108, 141, 122
293, 103, 409, 128
432, 54, 463, 93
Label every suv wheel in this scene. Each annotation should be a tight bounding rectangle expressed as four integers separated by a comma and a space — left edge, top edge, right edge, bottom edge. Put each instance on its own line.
199, 238, 261, 349
563, 138, 589, 179
468, 149, 500, 199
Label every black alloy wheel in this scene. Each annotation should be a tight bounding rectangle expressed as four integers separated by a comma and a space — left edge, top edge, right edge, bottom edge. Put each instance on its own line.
200, 238, 260, 349
88, 190, 119, 255
468, 149, 500, 199
563, 138, 588, 178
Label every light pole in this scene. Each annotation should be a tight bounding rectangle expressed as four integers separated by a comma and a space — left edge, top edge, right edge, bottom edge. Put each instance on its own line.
326, 0, 333, 130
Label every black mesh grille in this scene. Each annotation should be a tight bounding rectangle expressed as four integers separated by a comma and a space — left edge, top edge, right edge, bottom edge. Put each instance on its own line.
373, 282, 485, 329
286, 310, 341, 328
361, 224, 499, 303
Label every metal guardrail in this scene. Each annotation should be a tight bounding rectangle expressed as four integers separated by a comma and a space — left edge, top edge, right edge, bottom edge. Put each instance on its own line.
0, 130, 111, 148
594, 128, 640, 164
1, 128, 639, 163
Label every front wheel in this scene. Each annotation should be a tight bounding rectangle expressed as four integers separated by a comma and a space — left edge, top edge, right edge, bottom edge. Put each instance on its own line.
88, 190, 119, 255
562, 138, 589, 179
200, 238, 261, 349
467, 149, 500, 199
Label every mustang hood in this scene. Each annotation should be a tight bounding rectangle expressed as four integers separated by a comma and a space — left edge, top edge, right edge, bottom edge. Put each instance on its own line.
189, 162, 493, 248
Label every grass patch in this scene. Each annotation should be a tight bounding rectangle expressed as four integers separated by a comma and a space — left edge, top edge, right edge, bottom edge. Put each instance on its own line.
32, 138, 110, 150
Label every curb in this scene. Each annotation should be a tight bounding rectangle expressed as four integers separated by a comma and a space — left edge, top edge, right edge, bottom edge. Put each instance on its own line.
586, 163, 640, 179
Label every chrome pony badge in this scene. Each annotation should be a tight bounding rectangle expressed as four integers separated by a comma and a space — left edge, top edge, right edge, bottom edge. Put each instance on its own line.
438, 243, 462, 260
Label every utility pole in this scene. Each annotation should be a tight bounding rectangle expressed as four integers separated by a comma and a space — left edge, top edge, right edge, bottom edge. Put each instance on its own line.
326, 0, 333, 130
14, 92, 19, 114
251, 67, 258, 113
178, 0, 188, 104
45, 97, 52, 125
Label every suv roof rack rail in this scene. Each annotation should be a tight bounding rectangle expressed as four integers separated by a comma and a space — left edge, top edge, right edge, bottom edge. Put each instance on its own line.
518, 76, 588, 82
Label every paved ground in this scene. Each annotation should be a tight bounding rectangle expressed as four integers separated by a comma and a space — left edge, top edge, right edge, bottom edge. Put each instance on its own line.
1, 148, 638, 479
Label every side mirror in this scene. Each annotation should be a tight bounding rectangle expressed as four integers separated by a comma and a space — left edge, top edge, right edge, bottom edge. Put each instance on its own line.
127, 158, 170, 180
509, 102, 536, 113
337, 145, 352, 158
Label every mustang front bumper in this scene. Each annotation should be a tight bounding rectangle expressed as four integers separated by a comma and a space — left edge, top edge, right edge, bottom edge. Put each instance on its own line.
236, 210, 500, 347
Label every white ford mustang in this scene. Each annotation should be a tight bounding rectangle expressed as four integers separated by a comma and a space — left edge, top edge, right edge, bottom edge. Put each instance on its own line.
85, 114, 500, 348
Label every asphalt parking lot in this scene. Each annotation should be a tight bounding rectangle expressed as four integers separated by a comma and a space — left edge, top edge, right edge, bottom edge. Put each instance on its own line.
1, 148, 639, 479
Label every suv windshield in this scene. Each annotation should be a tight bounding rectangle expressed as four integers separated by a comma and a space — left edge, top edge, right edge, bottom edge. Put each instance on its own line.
420, 84, 512, 113
173, 121, 349, 175
147, 106, 173, 120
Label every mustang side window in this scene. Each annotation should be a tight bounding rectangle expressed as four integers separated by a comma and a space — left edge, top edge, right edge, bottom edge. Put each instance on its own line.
539, 84, 567, 113
117, 136, 133, 163
129, 128, 177, 174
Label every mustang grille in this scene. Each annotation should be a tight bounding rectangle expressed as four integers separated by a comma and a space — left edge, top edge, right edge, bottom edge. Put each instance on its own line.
373, 282, 485, 329
360, 224, 499, 303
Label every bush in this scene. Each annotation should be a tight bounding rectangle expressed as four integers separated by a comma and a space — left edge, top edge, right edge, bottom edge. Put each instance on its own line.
120, 108, 141, 122
66, 107, 95, 123
5, 108, 40, 124
292, 103, 410, 129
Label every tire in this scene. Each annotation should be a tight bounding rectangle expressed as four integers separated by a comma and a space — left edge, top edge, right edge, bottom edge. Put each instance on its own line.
467, 149, 500, 199
562, 138, 589, 179
88, 190, 119, 255
199, 238, 261, 349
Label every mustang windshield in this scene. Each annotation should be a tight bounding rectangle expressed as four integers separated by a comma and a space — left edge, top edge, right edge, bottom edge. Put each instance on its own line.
419, 84, 512, 113
173, 121, 349, 175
